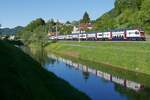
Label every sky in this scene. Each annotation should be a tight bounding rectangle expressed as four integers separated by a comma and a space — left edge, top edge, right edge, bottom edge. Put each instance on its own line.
0, 0, 115, 28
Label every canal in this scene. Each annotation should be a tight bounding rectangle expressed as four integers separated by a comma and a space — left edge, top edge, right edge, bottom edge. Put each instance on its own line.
24, 47, 150, 100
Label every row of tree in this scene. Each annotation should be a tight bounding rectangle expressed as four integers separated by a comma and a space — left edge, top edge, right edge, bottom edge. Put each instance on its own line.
17, 12, 92, 45
17, 18, 75, 45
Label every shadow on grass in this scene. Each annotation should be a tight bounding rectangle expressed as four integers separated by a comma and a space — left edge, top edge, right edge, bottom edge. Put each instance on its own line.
0, 40, 90, 100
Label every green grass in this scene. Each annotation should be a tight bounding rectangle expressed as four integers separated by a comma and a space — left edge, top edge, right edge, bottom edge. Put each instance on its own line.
46, 41, 150, 75
0, 40, 90, 100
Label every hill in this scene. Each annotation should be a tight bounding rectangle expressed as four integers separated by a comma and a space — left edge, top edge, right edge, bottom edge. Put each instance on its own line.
94, 0, 150, 34
0, 26, 24, 35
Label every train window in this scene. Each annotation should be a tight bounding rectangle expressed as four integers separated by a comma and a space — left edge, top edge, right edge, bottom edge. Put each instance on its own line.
81, 35, 85, 37
129, 32, 134, 35
99, 34, 102, 36
135, 31, 139, 35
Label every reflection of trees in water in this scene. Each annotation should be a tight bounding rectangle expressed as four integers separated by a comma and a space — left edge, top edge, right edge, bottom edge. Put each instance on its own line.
31, 47, 48, 65
24, 46, 57, 66
114, 83, 150, 100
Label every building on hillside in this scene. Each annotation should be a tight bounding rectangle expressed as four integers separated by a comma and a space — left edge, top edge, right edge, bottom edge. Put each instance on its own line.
72, 26, 85, 34
80, 23, 93, 30
71, 23, 93, 34
48, 32, 55, 37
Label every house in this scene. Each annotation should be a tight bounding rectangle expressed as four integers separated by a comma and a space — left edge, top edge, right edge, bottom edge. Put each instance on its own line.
72, 23, 93, 34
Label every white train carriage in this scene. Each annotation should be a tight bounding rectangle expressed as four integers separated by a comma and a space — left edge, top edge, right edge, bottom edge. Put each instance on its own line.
87, 32, 97, 40
50, 28, 146, 41
112, 31, 125, 40
49, 36, 56, 40
126, 29, 145, 40
97, 32, 111, 40
97, 32, 103, 40
65, 35, 73, 40
72, 33, 79, 40
57, 35, 65, 40
79, 33, 87, 40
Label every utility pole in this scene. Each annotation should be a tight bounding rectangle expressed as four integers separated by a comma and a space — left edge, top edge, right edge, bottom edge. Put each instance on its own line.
55, 19, 58, 40
79, 22, 80, 42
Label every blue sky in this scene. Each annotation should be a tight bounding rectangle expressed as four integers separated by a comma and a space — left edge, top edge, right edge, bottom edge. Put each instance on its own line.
0, 0, 115, 28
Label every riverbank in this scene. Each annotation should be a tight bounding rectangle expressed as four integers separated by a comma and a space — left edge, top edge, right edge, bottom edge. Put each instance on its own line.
46, 41, 150, 75
0, 40, 89, 100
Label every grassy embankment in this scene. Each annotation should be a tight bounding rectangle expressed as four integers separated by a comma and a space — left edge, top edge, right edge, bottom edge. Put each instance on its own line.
46, 41, 150, 75
0, 40, 90, 100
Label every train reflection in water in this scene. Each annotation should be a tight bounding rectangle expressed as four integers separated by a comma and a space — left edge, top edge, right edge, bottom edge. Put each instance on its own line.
48, 54, 144, 92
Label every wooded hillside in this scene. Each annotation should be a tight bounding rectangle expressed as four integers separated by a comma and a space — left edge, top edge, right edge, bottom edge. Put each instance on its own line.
94, 0, 150, 34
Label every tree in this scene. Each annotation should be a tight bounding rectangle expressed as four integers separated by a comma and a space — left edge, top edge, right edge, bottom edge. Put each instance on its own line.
17, 18, 48, 45
94, 0, 150, 32
66, 21, 71, 25
81, 12, 90, 23
71, 20, 79, 26
139, 0, 150, 33
25, 18, 45, 32
31, 25, 48, 47
59, 25, 73, 35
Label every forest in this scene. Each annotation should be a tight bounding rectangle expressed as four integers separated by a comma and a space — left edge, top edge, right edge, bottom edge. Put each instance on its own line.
94, 0, 150, 34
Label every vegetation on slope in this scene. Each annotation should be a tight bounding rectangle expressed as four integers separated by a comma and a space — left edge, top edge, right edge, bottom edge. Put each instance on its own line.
0, 26, 23, 35
94, 0, 150, 34
0, 40, 89, 100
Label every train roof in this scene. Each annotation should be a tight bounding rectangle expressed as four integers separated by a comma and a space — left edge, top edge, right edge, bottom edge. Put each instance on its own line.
86, 32, 97, 34
60, 28, 144, 35
110, 28, 144, 32
71, 33, 79, 35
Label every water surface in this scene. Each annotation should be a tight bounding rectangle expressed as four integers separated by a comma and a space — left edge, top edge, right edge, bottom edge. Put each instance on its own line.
44, 54, 150, 100
24, 47, 150, 100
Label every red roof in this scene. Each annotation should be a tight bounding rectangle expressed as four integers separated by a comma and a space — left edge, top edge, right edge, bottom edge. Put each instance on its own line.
80, 23, 93, 30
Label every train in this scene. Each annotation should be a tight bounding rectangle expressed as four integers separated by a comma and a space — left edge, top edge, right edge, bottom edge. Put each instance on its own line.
49, 29, 146, 41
